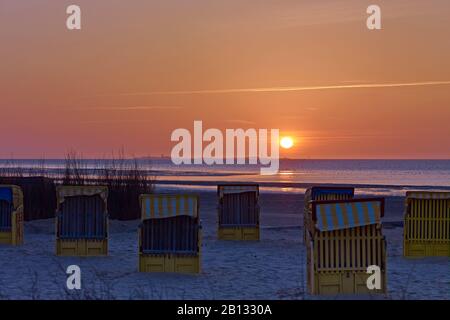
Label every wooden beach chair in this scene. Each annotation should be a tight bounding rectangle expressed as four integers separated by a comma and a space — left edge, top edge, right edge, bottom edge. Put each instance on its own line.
217, 184, 260, 241
303, 187, 354, 242
404, 191, 450, 257
0, 185, 24, 246
55, 186, 108, 256
138, 194, 200, 273
306, 198, 387, 295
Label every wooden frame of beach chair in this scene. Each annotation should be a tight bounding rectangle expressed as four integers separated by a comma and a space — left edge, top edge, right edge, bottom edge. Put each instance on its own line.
138, 194, 201, 273
303, 186, 355, 242
55, 186, 108, 256
217, 184, 260, 241
0, 185, 24, 246
403, 191, 450, 257
306, 198, 387, 295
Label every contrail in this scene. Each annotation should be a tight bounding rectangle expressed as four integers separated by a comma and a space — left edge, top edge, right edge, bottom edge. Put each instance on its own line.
117, 81, 450, 96
69, 106, 182, 110
92, 106, 182, 110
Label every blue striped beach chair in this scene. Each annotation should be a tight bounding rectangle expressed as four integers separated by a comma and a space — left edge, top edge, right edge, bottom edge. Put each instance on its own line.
0, 185, 24, 246
303, 187, 354, 242
55, 186, 108, 256
139, 194, 200, 273
306, 198, 387, 295
217, 184, 260, 240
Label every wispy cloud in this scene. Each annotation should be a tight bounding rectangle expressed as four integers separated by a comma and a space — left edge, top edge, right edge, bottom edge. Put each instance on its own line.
116, 81, 450, 96
225, 119, 257, 125
90, 106, 183, 111
80, 119, 154, 124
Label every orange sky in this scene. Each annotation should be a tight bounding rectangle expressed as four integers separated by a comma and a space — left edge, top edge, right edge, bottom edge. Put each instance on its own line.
0, 0, 449, 159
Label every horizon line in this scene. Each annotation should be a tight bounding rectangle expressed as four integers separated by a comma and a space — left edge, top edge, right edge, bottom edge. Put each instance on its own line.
0, 157, 449, 161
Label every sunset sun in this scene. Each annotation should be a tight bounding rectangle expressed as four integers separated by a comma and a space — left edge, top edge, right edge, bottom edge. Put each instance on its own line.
280, 136, 294, 149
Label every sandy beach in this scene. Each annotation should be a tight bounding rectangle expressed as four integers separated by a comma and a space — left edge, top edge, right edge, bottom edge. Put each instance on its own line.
0, 190, 448, 300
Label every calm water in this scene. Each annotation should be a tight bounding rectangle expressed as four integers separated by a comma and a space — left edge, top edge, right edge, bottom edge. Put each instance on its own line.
1, 159, 450, 195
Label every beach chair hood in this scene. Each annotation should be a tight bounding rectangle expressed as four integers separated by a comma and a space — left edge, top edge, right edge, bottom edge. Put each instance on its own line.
218, 184, 259, 199
312, 198, 384, 232
305, 186, 354, 202
56, 186, 108, 211
140, 194, 199, 220
406, 191, 450, 200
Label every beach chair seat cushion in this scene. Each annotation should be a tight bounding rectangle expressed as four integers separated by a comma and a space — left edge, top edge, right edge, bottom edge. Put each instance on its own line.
58, 195, 107, 239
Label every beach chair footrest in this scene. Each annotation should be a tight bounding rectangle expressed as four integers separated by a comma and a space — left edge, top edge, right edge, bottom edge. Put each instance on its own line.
56, 238, 108, 256
0, 231, 12, 244
218, 226, 260, 241
139, 253, 200, 273
404, 240, 450, 257
311, 270, 387, 295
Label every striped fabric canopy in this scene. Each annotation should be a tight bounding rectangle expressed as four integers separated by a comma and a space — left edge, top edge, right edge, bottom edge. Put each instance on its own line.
406, 191, 450, 200
141, 194, 198, 220
218, 185, 259, 198
313, 199, 383, 231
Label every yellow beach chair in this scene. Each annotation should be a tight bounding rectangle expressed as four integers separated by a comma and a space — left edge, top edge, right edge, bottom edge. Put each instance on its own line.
303, 186, 354, 242
0, 185, 24, 246
217, 184, 260, 241
306, 198, 387, 295
404, 191, 450, 257
138, 194, 200, 273
55, 186, 108, 256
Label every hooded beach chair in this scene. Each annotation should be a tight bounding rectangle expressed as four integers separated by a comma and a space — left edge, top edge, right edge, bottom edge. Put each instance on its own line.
404, 191, 450, 257
55, 186, 108, 256
217, 184, 260, 241
139, 194, 200, 273
306, 198, 387, 295
0, 185, 24, 246
303, 187, 354, 242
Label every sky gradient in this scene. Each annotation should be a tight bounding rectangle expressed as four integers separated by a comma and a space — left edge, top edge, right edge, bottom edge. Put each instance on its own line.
1, 0, 449, 159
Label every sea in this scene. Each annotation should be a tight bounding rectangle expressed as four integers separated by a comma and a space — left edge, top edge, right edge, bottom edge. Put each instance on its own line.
1, 159, 449, 197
